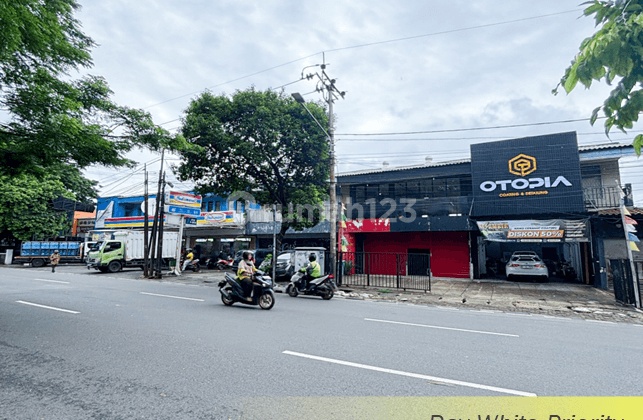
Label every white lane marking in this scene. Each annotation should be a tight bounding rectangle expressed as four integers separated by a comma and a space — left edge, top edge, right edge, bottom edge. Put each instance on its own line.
283, 351, 536, 397
34, 278, 70, 284
16, 301, 80, 314
365, 318, 519, 338
586, 320, 615, 325
139, 292, 204, 302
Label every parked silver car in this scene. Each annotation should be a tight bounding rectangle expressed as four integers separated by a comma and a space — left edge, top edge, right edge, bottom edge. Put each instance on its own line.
506, 255, 549, 282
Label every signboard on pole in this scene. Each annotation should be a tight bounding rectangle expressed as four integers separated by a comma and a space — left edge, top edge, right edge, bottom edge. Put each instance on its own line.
168, 191, 201, 208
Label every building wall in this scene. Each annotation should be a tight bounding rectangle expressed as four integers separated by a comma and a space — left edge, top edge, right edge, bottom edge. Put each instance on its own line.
362, 231, 470, 278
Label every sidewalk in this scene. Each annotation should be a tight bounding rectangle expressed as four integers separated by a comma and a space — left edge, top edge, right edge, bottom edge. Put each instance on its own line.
335, 277, 643, 324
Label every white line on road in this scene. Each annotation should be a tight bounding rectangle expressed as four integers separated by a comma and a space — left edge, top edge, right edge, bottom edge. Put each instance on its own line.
586, 320, 615, 325
139, 292, 204, 302
365, 318, 519, 337
16, 300, 80, 314
34, 278, 70, 284
283, 351, 536, 397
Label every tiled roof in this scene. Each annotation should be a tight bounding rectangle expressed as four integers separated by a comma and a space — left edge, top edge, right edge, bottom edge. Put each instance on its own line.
596, 208, 643, 216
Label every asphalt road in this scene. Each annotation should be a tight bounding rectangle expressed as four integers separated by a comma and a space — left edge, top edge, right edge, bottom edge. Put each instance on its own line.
1, 265, 642, 419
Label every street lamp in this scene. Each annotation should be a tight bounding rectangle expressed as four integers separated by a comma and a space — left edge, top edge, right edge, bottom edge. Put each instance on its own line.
291, 92, 337, 276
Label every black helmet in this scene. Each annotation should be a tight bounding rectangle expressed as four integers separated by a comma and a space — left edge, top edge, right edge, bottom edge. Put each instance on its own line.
243, 251, 253, 260
309, 253, 316, 262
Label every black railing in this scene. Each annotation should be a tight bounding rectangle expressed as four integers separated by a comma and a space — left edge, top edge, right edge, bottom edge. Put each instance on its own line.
337, 251, 431, 292
584, 185, 632, 210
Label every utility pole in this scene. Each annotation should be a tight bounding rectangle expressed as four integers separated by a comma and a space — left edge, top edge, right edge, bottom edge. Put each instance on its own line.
144, 164, 149, 278
294, 60, 345, 276
618, 183, 640, 307
272, 203, 277, 286
148, 149, 165, 277
156, 172, 167, 279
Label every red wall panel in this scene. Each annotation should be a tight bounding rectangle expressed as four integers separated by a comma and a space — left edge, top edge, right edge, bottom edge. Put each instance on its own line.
362, 232, 470, 278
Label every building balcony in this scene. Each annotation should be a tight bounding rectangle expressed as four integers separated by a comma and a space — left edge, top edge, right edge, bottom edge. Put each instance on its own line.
584, 185, 632, 211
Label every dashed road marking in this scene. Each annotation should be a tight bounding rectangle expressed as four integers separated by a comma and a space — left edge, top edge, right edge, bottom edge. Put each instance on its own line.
283, 350, 537, 397
139, 292, 204, 302
16, 300, 80, 314
365, 318, 519, 337
33, 278, 70, 284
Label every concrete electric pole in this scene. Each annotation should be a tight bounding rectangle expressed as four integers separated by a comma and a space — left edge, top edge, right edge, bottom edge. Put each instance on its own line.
292, 61, 345, 276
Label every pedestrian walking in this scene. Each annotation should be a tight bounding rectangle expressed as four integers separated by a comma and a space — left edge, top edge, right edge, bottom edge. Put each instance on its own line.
50, 250, 60, 272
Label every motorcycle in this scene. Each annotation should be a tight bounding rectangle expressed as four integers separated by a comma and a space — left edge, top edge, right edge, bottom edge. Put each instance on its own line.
560, 260, 576, 281
286, 271, 337, 300
218, 270, 275, 310
182, 258, 201, 272
206, 256, 234, 270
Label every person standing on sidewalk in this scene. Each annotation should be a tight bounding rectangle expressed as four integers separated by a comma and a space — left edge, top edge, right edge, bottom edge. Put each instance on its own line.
49, 250, 60, 273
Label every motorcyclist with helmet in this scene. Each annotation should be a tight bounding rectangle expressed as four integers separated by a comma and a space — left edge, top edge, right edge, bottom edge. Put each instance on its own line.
298, 253, 321, 291
237, 251, 257, 297
182, 248, 194, 271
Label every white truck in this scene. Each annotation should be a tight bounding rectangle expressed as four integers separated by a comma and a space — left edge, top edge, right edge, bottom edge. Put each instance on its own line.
86, 230, 180, 273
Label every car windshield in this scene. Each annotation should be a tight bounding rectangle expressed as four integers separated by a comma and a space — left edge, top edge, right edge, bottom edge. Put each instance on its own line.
277, 254, 291, 261
90, 241, 103, 251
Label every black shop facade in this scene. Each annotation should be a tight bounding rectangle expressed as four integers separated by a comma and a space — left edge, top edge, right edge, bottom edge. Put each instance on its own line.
337, 132, 610, 284
470, 132, 591, 283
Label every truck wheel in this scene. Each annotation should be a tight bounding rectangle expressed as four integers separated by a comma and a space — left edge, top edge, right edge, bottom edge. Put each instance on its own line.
107, 261, 122, 273
31, 259, 45, 268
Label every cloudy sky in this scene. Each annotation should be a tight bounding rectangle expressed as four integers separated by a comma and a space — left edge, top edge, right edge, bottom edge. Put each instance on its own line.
75, 0, 642, 204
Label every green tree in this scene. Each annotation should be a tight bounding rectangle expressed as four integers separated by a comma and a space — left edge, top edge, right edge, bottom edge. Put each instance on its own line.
0, 174, 72, 241
0, 0, 188, 240
555, 0, 643, 155
177, 88, 330, 247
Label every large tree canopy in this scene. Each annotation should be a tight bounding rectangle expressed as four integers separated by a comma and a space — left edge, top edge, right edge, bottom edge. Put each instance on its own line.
555, 0, 643, 155
0, 174, 71, 242
177, 88, 330, 241
0, 0, 184, 176
0, 0, 188, 240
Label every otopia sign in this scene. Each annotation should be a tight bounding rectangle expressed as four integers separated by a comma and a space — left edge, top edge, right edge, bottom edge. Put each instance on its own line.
470, 132, 584, 217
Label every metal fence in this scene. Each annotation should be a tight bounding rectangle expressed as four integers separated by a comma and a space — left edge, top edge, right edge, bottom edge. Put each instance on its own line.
337, 251, 431, 292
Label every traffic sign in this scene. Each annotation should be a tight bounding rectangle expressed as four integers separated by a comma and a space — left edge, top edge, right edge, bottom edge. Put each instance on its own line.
165, 205, 201, 216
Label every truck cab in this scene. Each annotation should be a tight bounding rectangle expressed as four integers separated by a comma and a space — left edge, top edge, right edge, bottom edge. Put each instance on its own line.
87, 240, 125, 273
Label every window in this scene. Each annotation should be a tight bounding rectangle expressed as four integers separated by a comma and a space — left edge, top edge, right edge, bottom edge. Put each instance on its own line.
447, 178, 461, 197
207, 201, 214, 212
433, 179, 446, 197
355, 185, 366, 202
420, 180, 432, 198
366, 184, 379, 199
581, 165, 602, 189
395, 182, 406, 199
406, 181, 420, 198
105, 242, 122, 252
379, 183, 389, 197
215, 201, 221, 211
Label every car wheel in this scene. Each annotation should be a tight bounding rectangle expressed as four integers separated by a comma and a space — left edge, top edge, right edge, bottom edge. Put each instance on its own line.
31, 258, 45, 268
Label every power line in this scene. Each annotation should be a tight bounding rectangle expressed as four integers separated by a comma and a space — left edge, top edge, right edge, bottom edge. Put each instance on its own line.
336, 117, 602, 137
325, 10, 580, 54
142, 10, 581, 112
